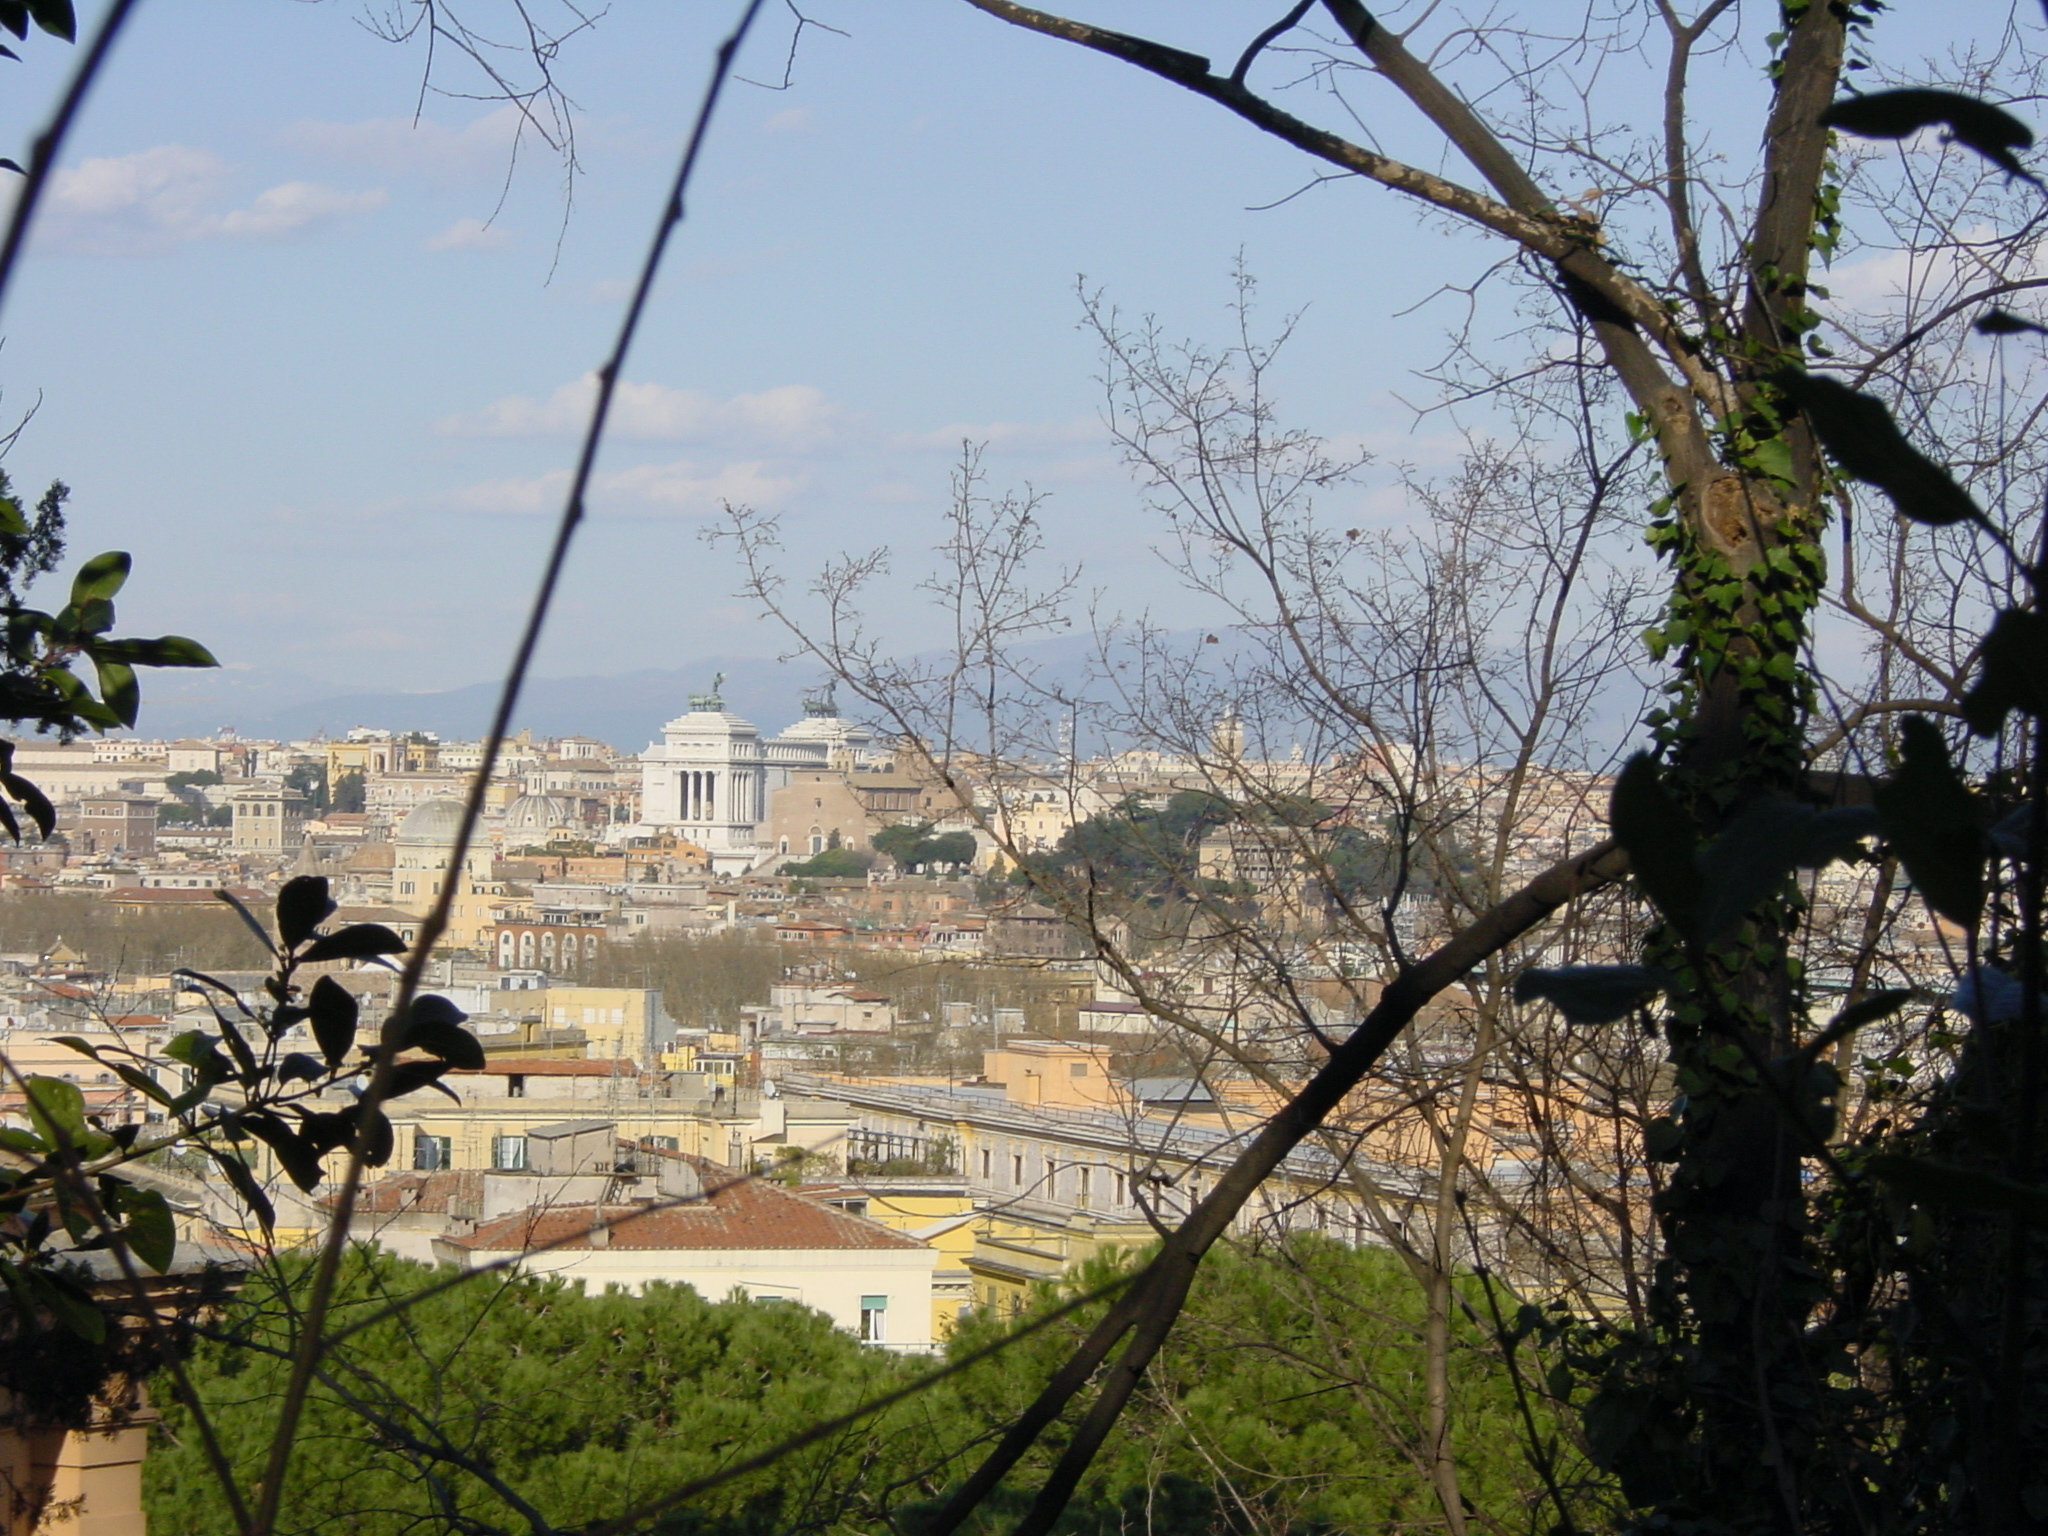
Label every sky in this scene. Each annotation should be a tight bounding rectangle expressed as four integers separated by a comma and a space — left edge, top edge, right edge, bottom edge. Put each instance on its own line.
0, 0, 1996, 732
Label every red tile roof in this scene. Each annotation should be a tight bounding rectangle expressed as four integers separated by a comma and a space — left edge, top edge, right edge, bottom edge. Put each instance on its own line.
348, 1171, 484, 1215
446, 1156, 927, 1255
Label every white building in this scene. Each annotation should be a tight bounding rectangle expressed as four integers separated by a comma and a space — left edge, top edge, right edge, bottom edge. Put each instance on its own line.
433, 1151, 938, 1351
637, 683, 874, 874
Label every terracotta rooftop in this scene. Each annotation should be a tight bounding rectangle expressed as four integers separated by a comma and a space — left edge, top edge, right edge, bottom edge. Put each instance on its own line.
446, 1155, 928, 1255
347, 1170, 484, 1215
105, 886, 266, 907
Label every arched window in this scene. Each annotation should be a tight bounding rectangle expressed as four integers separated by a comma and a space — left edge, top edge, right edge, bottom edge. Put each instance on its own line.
518, 931, 536, 967
809, 826, 824, 855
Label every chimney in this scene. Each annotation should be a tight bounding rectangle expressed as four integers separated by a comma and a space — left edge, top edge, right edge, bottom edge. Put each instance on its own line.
587, 1215, 610, 1247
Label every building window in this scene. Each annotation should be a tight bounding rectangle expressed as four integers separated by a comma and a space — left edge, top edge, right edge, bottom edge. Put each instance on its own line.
1114, 1171, 1128, 1206
1070, 1061, 1088, 1077
414, 1134, 452, 1172
492, 1135, 526, 1170
859, 1295, 888, 1343
1077, 1166, 1092, 1206
507, 1075, 526, 1099
980, 1148, 992, 1179
1011, 1153, 1023, 1186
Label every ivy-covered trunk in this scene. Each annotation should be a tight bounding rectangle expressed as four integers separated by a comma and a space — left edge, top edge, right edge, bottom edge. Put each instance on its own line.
1583, 7, 1856, 1530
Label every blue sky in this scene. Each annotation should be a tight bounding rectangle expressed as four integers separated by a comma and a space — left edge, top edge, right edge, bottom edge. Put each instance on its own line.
0, 1, 1992, 724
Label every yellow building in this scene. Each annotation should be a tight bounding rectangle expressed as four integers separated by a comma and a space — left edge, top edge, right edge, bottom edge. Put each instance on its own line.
535, 986, 675, 1067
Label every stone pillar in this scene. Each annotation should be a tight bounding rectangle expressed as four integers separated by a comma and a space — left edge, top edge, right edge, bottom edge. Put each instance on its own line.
1, 1407, 157, 1536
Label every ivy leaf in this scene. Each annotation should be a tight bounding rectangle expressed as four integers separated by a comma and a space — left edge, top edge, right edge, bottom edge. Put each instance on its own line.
239, 1110, 325, 1193
171, 967, 254, 1016
213, 888, 277, 957
386, 1059, 460, 1103
396, 994, 486, 1069
291, 1108, 357, 1156
92, 634, 217, 668
89, 656, 137, 729
29, 1268, 104, 1343
1866, 1153, 2048, 1217
1873, 716, 1985, 929
349, 1104, 394, 1167
23, 1075, 86, 1146
306, 975, 359, 1069
0, 767, 55, 839
1961, 608, 2048, 736
401, 1019, 485, 1071
1975, 307, 2048, 336
208, 1149, 275, 1232
1513, 965, 1672, 1024
25, 0, 72, 41
163, 1030, 232, 1093
1775, 369, 1984, 527
67, 549, 129, 607
1609, 754, 1701, 937
1822, 88, 2036, 179
1694, 800, 1878, 943
298, 924, 407, 965
111, 1063, 173, 1107
115, 1184, 175, 1273
275, 874, 337, 950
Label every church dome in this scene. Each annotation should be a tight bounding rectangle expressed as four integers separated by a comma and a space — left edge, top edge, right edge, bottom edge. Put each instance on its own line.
503, 793, 580, 837
396, 796, 467, 847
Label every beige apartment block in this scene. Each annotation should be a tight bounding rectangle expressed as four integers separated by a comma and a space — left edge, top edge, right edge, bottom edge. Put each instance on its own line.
532, 986, 676, 1066
228, 785, 305, 854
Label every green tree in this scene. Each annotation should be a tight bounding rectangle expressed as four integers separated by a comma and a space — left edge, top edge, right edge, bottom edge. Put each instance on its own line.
330, 768, 366, 815
149, 1249, 935, 1536
283, 762, 327, 813
783, 845, 876, 878
934, 1238, 1574, 1535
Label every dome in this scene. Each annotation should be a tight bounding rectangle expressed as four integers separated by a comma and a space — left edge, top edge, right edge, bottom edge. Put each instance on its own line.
777, 712, 872, 747
503, 793, 580, 837
396, 796, 468, 846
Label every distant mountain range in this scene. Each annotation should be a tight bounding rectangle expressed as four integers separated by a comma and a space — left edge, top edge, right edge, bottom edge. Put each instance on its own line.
119, 629, 1345, 754
132, 656, 844, 750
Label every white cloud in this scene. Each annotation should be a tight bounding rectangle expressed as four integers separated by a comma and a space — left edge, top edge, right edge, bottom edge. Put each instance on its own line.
40, 145, 383, 254
217, 181, 387, 238
446, 458, 798, 517
448, 469, 570, 515
283, 106, 526, 182
1826, 226, 2048, 313
426, 216, 512, 252
438, 374, 842, 449
603, 459, 799, 511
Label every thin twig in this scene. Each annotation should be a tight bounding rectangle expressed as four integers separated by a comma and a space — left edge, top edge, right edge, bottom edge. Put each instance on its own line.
0, 0, 146, 320
243, 6, 771, 1531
